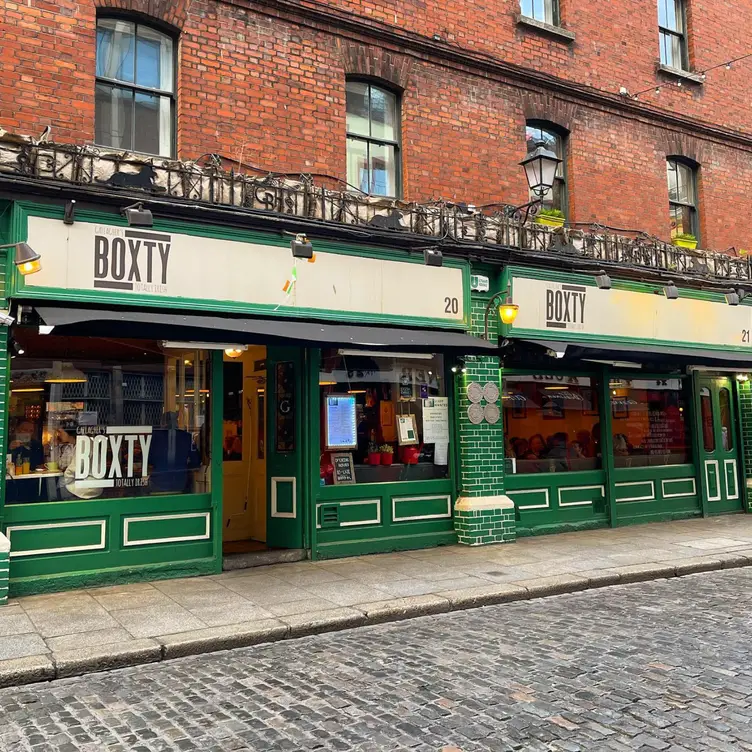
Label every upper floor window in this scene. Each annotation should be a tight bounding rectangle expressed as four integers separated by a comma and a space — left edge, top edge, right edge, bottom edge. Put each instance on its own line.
658, 0, 688, 71
526, 122, 567, 214
95, 18, 175, 157
346, 80, 401, 197
520, 0, 558, 25
667, 158, 699, 240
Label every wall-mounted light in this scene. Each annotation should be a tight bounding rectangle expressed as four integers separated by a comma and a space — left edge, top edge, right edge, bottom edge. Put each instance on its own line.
63, 200, 76, 225
664, 281, 679, 300
0, 242, 42, 276
423, 247, 443, 267
224, 347, 247, 359
290, 233, 314, 260
595, 272, 612, 290
122, 203, 153, 227
726, 291, 740, 306
483, 287, 519, 339
737, 374, 749, 383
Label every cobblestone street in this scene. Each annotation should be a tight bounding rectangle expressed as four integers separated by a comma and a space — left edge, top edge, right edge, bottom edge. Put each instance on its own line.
1, 568, 752, 752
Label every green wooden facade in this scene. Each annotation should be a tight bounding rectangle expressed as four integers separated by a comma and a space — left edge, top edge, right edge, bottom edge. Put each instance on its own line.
1, 199, 751, 597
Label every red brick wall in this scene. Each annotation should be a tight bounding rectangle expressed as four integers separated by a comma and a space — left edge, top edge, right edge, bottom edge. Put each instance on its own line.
1, 0, 751, 251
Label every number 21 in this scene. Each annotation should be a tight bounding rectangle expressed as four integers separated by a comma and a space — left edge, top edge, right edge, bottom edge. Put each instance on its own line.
743, 330, 750, 343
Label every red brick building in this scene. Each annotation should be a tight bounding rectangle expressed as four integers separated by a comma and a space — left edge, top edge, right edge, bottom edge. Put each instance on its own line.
2, 0, 751, 250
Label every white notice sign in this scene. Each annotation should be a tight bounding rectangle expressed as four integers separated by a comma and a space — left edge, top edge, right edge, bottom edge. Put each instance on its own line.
422, 397, 449, 444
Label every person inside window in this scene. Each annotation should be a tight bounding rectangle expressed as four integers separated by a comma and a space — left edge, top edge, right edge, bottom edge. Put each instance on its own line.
529, 434, 547, 458
9, 419, 44, 471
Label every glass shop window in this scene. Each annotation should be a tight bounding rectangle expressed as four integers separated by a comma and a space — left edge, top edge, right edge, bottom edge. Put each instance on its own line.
609, 378, 691, 467
5, 333, 211, 504
319, 350, 448, 485
502, 375, 601, 474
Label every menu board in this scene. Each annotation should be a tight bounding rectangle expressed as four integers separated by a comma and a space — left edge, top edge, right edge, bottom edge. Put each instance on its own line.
422, 397, 449, 444
325, 394, 358, 450
331, 453, 356, 485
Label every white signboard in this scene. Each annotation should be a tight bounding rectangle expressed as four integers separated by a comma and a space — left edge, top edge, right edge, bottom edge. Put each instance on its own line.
510, 276, 752, 351
26, 217, 465, 324
74, 425, 152, 490
422, 397, 449, 443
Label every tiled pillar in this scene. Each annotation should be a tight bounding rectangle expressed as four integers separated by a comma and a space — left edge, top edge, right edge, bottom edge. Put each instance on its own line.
736, 377, 752, 511
453, 293, 515, 546
0, 533, 8, 605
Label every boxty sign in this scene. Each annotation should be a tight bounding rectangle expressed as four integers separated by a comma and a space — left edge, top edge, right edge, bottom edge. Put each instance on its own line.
74, 426, 151, 490
510, 275, 752, 350
25, 216, 466, 325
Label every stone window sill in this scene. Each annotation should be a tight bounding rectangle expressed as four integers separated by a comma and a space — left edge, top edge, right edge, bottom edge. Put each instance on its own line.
656, 63, 704, 85
516, 14, 576, 43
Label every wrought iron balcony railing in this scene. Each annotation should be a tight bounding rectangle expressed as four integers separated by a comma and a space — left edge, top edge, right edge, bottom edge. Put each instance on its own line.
1, 135, 750, 284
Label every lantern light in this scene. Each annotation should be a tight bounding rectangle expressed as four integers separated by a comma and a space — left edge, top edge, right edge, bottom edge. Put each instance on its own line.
499, 301, 520, 325
520, 139, 562, 199
0, 242, 42, 276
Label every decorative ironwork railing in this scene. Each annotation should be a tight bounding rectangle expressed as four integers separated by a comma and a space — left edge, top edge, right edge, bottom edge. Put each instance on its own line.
1, 135, 750, 284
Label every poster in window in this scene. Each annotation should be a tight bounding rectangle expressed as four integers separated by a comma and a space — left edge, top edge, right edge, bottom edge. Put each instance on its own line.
399, 368, 414, 401
325, 394, 358, 450
275, 362, 296, 453
422, 397, 449, 444
396, 414, 419, 445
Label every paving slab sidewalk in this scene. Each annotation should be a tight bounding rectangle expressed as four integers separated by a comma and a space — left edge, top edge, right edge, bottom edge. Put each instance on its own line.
2, 515, 752, 687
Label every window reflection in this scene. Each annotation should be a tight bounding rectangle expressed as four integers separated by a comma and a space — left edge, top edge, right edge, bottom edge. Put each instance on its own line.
503, 376, 601, 474
610, 378, 691, 467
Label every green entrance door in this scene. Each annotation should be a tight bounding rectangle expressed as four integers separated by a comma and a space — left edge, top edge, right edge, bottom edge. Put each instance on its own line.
698, 377, 743, 514
265, 346, 304, 549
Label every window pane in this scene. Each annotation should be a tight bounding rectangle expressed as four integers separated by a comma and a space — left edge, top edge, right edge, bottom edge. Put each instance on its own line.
369, 86, 398, 142
669, 203, 694, 238
134, 92, 172, 156
223, 362, 243, 461
719, 388, 733, 450
95, 83, 134, 150
346, 137, 369, 192
503, 376, 601, 474
701, 387, 715, 451
369, 142, 397, 197
666, 160, 678, 199
609, 379, 691, 467
318, 351, 448, 485
676, 162, 692, 203
658, 0, 668, 28
6, 334, 211, 505
136, 26, 174, 92
346, 81, 370, 137
520, 0, 534, 17
96, 19, 135, 83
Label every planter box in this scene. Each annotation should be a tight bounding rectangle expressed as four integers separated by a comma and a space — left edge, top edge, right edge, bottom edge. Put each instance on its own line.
367, 452, 381, 465
381, 453, 394, 466
672, 238, 698, 250
536, 214, 565, 228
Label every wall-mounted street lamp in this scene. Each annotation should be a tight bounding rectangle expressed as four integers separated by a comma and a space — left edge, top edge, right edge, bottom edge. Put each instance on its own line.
505, 140, 562, 223
0, 242, 42, 276
483, 288, 519, 340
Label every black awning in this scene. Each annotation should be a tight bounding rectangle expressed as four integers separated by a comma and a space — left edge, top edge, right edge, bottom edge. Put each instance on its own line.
34, 305, 497, 354
516, 338, 752, 366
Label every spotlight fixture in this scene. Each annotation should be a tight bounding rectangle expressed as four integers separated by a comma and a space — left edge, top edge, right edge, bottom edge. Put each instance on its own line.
594, 272, 612, 290
664, 281, 679, 300
224, 346, 247, 359
423, 247, 443, 267
290, 233, 313, 260
726, 291, 740, 306
737, 374, 750, 383
0, 242, 43, 276
9, 340, 24, 357
63, 200, 76, 225
121, 203, 153, 227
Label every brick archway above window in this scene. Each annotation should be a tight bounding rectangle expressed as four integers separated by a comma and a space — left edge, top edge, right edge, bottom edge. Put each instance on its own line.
660, 134, 706, 166
95, 0, 188, 30
338, 41, 413, 90
519, 91, 579, 133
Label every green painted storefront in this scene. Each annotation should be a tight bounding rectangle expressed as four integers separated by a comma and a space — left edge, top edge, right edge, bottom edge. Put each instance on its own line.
0, 200, 480, 596
1, 199, 751, 599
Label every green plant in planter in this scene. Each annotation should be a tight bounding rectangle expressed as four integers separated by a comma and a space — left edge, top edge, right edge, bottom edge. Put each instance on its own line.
368, 441, 380, 455
672, 232, 698, 249
379, 444, 394, 454
535, 207, 566, 227
379, 443, 395, 465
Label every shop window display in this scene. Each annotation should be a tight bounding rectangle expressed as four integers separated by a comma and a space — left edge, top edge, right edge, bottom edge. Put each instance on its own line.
5, 333, 211, 504
503, 376, 601, 473
319, 350, 449, 485
609, 378, 691, 467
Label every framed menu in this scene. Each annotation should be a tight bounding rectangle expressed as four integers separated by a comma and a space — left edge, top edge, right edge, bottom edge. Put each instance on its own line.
325, 394, 358, 450
396, 414, 419, 446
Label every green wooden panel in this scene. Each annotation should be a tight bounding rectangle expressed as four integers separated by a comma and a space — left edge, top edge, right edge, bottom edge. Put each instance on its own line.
558, 484, 605, 507
316, 499, 381, 528
507, 488, 550, 510
124, 512, 210, 546
614, 480, 655, 503
7, 520, 106, 558
705, 461, 721, 502
661, 477, 697, 498
273, 480, 296, 516
392, 494, 451, 522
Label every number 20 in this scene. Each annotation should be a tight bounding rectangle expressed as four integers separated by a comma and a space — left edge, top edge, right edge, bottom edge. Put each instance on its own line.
444, 297, 459, 314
